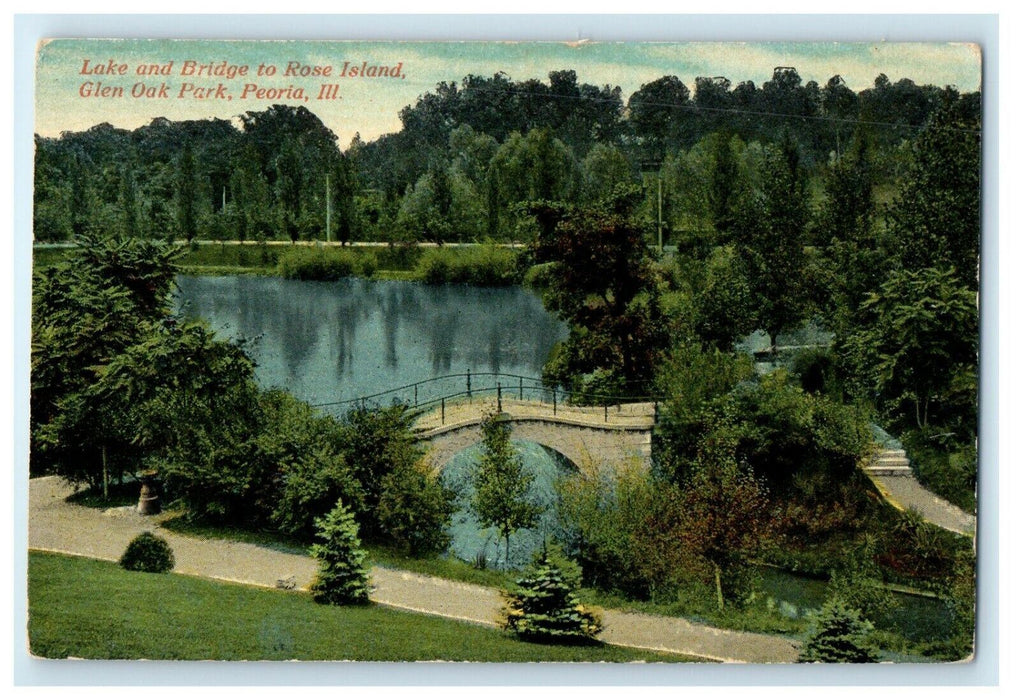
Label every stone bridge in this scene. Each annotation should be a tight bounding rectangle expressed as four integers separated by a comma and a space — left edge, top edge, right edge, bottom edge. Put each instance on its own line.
413, 397, 657, 472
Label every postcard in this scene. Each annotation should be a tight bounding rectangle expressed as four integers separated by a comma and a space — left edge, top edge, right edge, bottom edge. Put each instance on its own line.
27, 36, 981, 668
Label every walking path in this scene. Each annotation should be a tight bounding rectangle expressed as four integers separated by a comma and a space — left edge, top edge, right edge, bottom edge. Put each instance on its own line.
28, 476, 799, 663
866, 473, 976, 536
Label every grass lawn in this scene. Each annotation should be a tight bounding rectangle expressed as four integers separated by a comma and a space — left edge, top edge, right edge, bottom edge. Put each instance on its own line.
28, 551, 697, 662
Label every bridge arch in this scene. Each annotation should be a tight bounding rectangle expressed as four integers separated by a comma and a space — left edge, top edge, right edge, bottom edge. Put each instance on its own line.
414, 399, 655, 474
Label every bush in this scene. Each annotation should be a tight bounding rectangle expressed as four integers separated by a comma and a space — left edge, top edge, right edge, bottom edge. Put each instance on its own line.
378, 460, 455, 556
257, 390, 365, 538
277, 247, 375, 280
119, 532, 175, 573
414, 246, 522, 286
309, 499, 371, 605
502, 551, 602, 644
799, 598, 880, 663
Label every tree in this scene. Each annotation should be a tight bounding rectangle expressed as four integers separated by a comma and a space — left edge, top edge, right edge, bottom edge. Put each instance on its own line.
176, 144, 197, 242
31, 236, 181, 487
627, 75, 692, 156
530, 189, 666, 390
816, 132, 888, 335
338, 405, 423, 536
309, 499, 371, 605
674, 455, 774, 611
733, 134, 811, 349
887, 93, 981, 289
580, 144, 634, 201
799, 598, 880, 663
502, 550, 602, 644
842, 267, 977, 436
472, 413, 540, 567
378, 459, 456, 556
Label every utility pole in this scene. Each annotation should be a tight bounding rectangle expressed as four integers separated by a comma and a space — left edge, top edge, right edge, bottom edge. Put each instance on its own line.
325, 173, 332, 243
657, 174, 663, 253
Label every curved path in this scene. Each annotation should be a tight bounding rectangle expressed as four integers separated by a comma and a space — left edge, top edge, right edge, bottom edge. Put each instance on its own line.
28, 476, 799, 663
865, 473, 976, 536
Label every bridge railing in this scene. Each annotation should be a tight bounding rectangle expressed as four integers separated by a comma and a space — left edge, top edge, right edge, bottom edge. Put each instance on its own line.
312, 372, 663, 426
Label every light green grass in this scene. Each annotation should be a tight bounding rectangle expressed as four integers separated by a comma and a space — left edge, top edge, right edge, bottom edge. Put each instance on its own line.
28, 551, 696, 662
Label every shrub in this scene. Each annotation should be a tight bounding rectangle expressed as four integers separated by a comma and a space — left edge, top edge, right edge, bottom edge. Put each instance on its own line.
309, 499, 371, 605
502, 551, 602, 644
277, 247, 371, 280
415, 246, 522, 286
799, 598, 880, 663
257, 390, 365, 538
119, 532, 175, 573
378, 460, 456, 556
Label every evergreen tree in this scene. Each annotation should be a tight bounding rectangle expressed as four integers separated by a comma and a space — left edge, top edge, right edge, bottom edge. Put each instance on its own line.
309, 499, 371, 605
502, 550, 602, 644
799, 598, 880, 663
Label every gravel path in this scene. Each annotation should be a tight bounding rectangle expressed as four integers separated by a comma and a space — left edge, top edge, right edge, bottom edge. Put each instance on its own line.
28, 476, 799, 663
866, 474, 976, 536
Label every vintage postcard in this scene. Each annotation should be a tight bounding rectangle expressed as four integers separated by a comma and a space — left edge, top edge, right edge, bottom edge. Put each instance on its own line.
27, 36, 982, 668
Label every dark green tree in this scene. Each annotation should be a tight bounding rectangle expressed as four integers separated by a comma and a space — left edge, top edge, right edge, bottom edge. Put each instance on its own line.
176, 144, 197, 242
888, 93, 981, 288
733, 134, 810, 350
842, 266, 977, 437
309, 499, 371, 605
799, 598, 880, 663
378, 459, 456, 556
472, 413, 540, 567
530, 189, 666, 390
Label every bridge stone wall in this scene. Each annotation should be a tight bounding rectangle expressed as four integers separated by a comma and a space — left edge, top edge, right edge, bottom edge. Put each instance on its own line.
418, 417, 653, 473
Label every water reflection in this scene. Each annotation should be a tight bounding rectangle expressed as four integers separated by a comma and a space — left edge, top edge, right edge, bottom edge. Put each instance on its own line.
174, 276, 567, 411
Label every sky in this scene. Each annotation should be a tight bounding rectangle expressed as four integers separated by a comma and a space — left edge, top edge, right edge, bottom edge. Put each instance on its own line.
35, 39, 982, 148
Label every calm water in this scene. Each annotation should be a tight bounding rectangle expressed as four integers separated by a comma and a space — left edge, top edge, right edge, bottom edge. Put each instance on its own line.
177, 275, 950, 643
174, 276, 567, 411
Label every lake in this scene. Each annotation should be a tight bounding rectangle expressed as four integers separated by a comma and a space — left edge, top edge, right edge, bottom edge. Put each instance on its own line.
174, 275, 568, 411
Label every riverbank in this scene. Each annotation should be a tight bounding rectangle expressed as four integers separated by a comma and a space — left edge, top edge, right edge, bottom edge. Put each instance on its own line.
33, 240, 529, 286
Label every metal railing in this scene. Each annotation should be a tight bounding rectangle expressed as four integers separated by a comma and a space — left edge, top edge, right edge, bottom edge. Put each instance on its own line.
311, 371, 663, 426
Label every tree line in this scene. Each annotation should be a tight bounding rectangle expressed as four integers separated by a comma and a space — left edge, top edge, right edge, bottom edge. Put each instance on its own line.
33, 66, 976, 246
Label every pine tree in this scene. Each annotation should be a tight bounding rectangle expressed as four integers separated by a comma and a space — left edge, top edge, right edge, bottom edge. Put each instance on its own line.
502, 551, 602, 644
799, 598, 880, 663
309, 499, 371, 605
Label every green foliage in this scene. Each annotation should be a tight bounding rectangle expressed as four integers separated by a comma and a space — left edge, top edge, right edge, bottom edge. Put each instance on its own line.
732, 135, 811, 347
556, 463, 657, 598
531, 191, 666, 389
653, 342, 754, 483
901, 431, 976, 513
502, 551, 602, 644
799, 598, 880, 663
257, 390, 365, 538
888, 93, 981, 288
826, 537, 896, 622
119, 532, 175, 574
31, 235, 182, 487
378, 460, 456, 556
338, 405, 423, 537
842, 267, 977, 438
277, 246, 376, 280
472, 413, 540, 567
309, 499, 371, 605
415, 245, 523, 285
